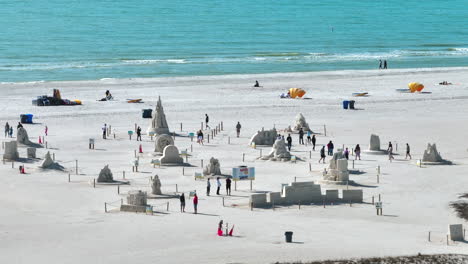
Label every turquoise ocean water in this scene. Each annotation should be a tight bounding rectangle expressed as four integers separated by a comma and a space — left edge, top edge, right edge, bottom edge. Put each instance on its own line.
1, 0, 468, 82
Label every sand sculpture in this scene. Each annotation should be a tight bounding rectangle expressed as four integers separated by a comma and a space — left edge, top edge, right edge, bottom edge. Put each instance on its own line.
16, 127, 41, 147
121, 190, 148, 212
249, 181, 363, 208
40, 151, 64, 170
154, 134, 174, 153
27, 147, 36, 158
151, 175, 162, 195
159, 145, 183, 164
293, 113, 311, 131
369, 134, 381, 151
203, 157, 221, 176
323, 152, 349, 182
249, 128, 278, 146
147, 96, 170, 135
97, 165, 114, 182
261, 138, 291, 161
127, 190, 148, 206
3, 141, 19, 160
422, 143, 450, 164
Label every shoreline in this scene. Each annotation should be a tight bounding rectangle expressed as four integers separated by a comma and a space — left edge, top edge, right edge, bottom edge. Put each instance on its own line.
2, 66, 468, 87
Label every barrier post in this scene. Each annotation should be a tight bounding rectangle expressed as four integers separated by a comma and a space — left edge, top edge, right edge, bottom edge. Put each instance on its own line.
75, 160, 78, 175
93, 178, 96, 188
68, 173, 70, 182
180, 123, 183, 132
242, 153, 245, 162
105, 203, 107, 213
324, 125, 327, 136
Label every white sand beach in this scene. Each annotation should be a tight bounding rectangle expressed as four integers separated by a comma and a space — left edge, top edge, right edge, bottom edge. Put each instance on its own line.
1, 67, 468, 263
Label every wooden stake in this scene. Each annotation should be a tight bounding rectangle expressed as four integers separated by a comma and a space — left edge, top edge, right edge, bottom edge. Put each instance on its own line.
104, 203, 107, 213
242, 153, 245, 162
93, 178, 96, 188
68, 173, 70, 182
75, 160, 78, 174
117, 185, 120, 194
428, 231, 431, 242
324, 125, 327, 136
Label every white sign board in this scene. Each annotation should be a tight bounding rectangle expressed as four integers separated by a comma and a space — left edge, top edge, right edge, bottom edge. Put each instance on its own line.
232, 167, 255, 181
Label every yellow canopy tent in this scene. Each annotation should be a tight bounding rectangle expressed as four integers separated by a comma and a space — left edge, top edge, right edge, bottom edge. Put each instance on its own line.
408, 82, 424, 93
288, 88, 306, 98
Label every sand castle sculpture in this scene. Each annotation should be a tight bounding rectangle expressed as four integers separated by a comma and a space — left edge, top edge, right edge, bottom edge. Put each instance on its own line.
293, 113, 311, 131
17, 127, 41, 147
147, 96, 170, 135
121, 190, 148, 213
203, 157, 222, 176
249, 181, 363, 208
127, 190, 148, 206
154, 134, 174, 153
40, 151, 64, 170
422, 143, 450, 164
151, 175, 162, 195
159, 145, 183, 164
97, 165, 114, 182
322, 151, 349, 183
249, 128, 277, 146
261, 138, 291, 161
3, 141, 19, 160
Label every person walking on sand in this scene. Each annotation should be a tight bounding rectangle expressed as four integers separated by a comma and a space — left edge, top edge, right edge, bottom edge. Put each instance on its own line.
354, 144, 361, 160
136, 126, 142, 141
319, 146, 326, 163
379, 59, 382, 69
405, 143, 412, 160
179, 193, 186, 212
216, 177, 221, 195
9, 126, 13, 138
344, 148, 349, 160
236, 122, 241, 138
307, 130, 311, 144
206, 178, 211, 196
205, 114, 209, 129
299, 128, 304, 145
226, 177, 231, 196
383, 60, 388, 69
197, 130, 204, 145
311, 135, 316, 151
193, 193, 198, 214
4, 122, 10, 137
327, 141, 334, 156
45, 125, 48, 136
102, 124, 107, 139
286, 134, 292, 151
387, 141, 394, 161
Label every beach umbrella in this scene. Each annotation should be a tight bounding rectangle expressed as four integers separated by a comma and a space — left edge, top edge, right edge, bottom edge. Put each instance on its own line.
408, 82, 424, 93
288, 88, 306, 98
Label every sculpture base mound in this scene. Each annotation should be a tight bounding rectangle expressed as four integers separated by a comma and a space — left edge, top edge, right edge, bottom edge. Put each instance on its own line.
120, 204, 147, 213
319, 180, 355, 186
363, 150, 388, 155
421, 160, 452, 166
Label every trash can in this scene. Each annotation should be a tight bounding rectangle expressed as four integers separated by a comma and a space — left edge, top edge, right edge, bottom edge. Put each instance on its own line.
349, 100, 355, 109
142, 109, 152, 118
285, 231, 293, 243
342, 100, 349, 109
20, 114, 33, 124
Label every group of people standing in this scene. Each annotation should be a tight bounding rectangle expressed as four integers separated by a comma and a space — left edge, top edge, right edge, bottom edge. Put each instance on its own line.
285, 128, 316, 151
206, 177, 231, 196
379, 59, 388, 69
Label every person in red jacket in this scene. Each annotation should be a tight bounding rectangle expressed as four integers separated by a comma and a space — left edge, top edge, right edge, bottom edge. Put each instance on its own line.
193, 193, 198, 214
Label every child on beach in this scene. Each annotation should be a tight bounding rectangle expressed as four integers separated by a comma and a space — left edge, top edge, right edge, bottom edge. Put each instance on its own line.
286, 134, 292, 151
9, 127, 13, 137
193, 193, 198, 214
197, 130, 204, 145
